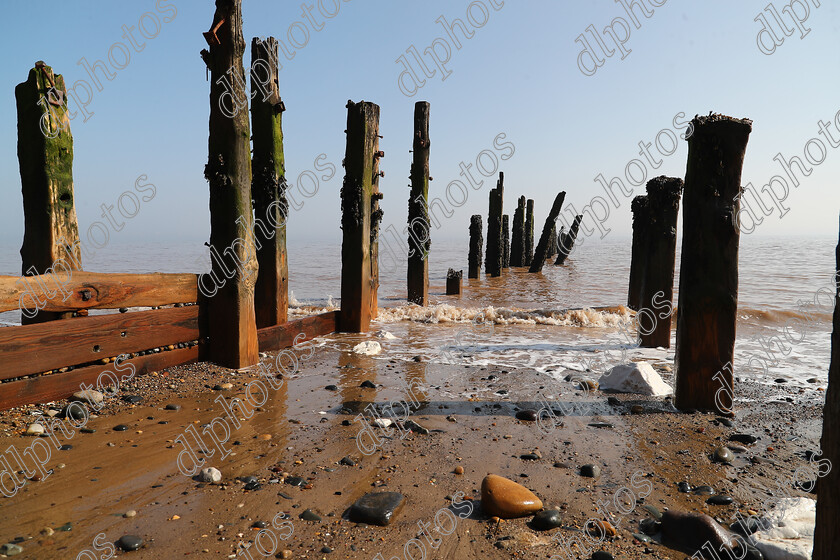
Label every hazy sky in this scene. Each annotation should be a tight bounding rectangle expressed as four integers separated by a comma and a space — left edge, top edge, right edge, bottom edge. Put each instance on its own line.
1, 0, 839, 260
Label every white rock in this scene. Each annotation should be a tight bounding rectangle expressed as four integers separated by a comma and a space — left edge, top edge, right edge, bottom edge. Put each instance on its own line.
352, 341, 382, 355
375, 331, 397, 340
198, 467, 222, 484
753, 497, 815, 560
598, 362, 673, 396
373, 418, 393, 429
25, 423, 45, 436
71, 389, 104, 405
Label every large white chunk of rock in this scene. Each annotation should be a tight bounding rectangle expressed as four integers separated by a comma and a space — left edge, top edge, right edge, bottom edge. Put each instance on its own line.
198, 467, 222, 484
71, 389, 104, 405
753, 497, 815, 560
353, 341, 382, 355
375, 331, 397, 340
598, 362, 673, 396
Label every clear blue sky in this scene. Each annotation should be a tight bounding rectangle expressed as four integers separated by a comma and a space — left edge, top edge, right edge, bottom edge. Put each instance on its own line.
1, 0, 839, 256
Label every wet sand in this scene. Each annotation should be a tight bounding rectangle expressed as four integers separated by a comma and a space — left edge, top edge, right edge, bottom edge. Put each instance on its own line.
0, 341, 825, 559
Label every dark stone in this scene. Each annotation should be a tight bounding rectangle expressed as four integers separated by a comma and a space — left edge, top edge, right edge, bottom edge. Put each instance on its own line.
252, 521, 268, 528
642, 505, 662, 519
341, 420, 352, 426
113, 425, 129, 432
244, 481, 261, 491
321, 546, 332, 553
123, 395, 142, 404
693, 485, 715, 495
707, 495, 734, 506
60, 444, 72, 451
164, 404, 181, 411
286, 477, 305, 487
299, 509, 322, 522
607, 396, 621, 406
661, 509, 734, 552
580, 464, 601, 478
212, 385, 225, 391
531, 509, 562, 531
348, 492, 406, 526
591, 552, 614, 560
117, 535, 144, 551
360, 380, 376, 389
678, 481, 691, 493
730, 434, 758, 445
588, 422, 613, 429
56, 522, 72, 532
240, 476, 258, 484
325, 385, 338, 391
713, 447, 734, 464
340, 457, 356, 466
63, 405, 87, 421
515, 410, 538, 421
632, 533, 652, 543
403, 420, 429, 435
639, 518, 660, 535
521, 453, 540, 461
278, 492, 292, 499
81, 428, 95, 434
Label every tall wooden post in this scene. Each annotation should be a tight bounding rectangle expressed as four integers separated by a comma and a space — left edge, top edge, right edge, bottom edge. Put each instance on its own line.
16, 62, 83, 324
340, 100, 380, 332
814, 215, 840, 560
529, 192, 566, 273
639, 176, 683, 349
502, 215, 510, 268
546, 223, 557, 261
628, 195, 650, 311
468, 215, 483, 279
250, 37, 288, 328
524, 199, 535, 266
510, 196, 526, 267
203, 0, 259, 369
555, 214, 583, 265
407, 101, 430, 306
485, 173, 504, 277
370, 136, 383, 321
674, 114, 752, 412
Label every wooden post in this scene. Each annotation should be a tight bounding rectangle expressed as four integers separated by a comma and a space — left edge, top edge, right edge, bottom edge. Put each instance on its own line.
502, 214, 510, 268
639, 176, 683, 349
468, 215, 482, 279
524, 199, 535, 266
814, 215, 840, 560
250, 37, 288, 328
628, 195, 650, 311
529, 192, 566, 273
340, 100, 380, 332
510, 196, 526, 267
370, 135, 383, 321
407, 101, 430, 306
203, 0, 259, 369
485, 173, 504, 277
446, 269, 462, 295
16, 62, 83, 324
555, 214, 583, 265
546, 223, 557, 261
674, 114, 752, 412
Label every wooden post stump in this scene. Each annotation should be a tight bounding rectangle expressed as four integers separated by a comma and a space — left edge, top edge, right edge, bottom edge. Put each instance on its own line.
468, 215, 483, 279
16, 61, 83, 324
814, 215, 840, 560
546, 223, 557, 261
524, 199, 535, 266
555, 214, 583, 265
510, 196, 526, 267
407, 101, 430, 306
674, 114, 752, 412
446, 269, 462, 295
502, 215, 510, 268
485, 173, 504, 277
639, 176, 683, 349
529, 192, 566, 273
203, 0, 259, 369
340, 100, 381, 333
628, 195, 650, 311
250, 37, 288, 328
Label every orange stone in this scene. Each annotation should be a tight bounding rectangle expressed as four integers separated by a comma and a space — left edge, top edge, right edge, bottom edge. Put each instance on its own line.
480, 474, 543, 519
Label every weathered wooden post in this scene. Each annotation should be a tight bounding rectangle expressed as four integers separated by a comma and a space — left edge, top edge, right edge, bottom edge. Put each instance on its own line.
814, 215, 840, 560
555, 214, 583, 265
370, 154, 383, 321
510, 196, 526, 267
529, 192, 566, 273
468, 215, 482, 279
446, 269, 462, 295
639, 176, 683, 349
407, 101, 430, 306
674, 114, 752, 412
203, 0, 259, 369
524, 199, 535, 266
16, 62, 83, 324
340, 100, 381, 332
627, 195, 650, 311
485, 173, 504, 277
250, 37, 288, 328
502, 215, 510, 268
546, 223, 557, 261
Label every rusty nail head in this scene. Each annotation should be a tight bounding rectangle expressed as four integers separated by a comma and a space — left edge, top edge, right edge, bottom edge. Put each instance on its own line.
80, 289, 92, 301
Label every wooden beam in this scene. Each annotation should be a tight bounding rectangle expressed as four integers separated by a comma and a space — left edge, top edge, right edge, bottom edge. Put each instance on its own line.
0, 346, 200, 411
555, 214, 582, 265
203, 0, 259, 369
251, 37, 289, 328
257, 311, 338, 352
0, 306, 201, 380
674, 114, 752, 412
524, 199, 535, 266
468, 215, 483, 279
510, 196, 526, 267
16, 61, 83, 324
0, 272, 198, 314
340, 100, 380, 332
407, 101, 430, 306
529, 192, 566, 273
502, 214, 510, 268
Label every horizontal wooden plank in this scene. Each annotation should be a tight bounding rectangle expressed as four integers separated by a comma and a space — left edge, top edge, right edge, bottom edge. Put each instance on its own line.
0, 306, 201, 380
258, 311, 338, 352
0, 272, 198, 314
0, 346, 201, 411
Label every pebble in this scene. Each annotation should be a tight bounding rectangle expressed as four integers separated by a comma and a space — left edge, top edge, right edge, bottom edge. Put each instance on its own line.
661, 509, 733, 552
360, 380, 376, 389
299, 509, 322, 522
713, 446, 734, 464
164, 404, 181, 411
587, 520, 616, 537
0, 544, 22, 556
454, 466, 464, 475
81, 427, 96, 434
279, 551, 293, 559
631, 405, 644, 414
285, 476, 305, 487
113, 424, 129, 432
531, 509, 563, 531
639, 518, 660, 535
642, 505, 662, 519
198, 467, 222, 484
60, 444, 72, 451
348, 492, 405, 526
578, 380, 599, 391
521, 453, 540, 461
124, 510, 137, 518
252, 521, 269, 528
64, 404, 88, 421
515, 410, 538, 422
481, 474, 542, 519
244, 481, 261, 491
117, 535, 144, 551
25, 423, 45, 436
321, 546, 332, 553
707, 495, 734, 506
580, 464, 601, 478
633, 533, 652, 543
122, 395, 142, 404
730, 434, 758, 445
403, 420, 429, 435
339, 457, 356, 466
40, 527, 54, 536
257, 434, 272, 440
325, 385, 338, 391
693, 485, 714, 495
72, 389, 104, 405
606, 396, 620, 406
591, 552, 614, 560
678, 481, 691, 493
